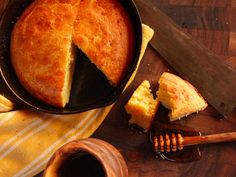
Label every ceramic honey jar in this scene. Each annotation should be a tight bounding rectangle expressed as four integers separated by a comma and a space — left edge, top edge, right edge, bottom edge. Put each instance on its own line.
43, 138, 128, 177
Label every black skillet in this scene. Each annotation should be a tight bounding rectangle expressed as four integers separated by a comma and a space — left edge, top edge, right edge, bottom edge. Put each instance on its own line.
0, 0, 142, 114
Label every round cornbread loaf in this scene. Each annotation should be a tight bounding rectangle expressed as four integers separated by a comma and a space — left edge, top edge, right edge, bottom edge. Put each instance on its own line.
11, 0, 134, 107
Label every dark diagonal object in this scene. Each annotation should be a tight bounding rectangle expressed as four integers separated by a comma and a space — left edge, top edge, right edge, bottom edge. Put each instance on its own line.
134, 0, 236, 116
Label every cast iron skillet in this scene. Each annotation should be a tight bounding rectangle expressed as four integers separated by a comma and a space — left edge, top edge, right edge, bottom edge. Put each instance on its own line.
0, 0, 142, 114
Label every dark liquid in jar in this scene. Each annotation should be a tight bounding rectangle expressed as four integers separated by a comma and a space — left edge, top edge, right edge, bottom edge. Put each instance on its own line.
58, 152, 105, 177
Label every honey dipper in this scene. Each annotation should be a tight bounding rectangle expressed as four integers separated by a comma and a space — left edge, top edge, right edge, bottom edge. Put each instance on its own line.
152, 132, 236, 153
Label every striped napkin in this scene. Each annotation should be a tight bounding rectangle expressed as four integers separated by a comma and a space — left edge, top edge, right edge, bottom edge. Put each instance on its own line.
0, 24, 154, 177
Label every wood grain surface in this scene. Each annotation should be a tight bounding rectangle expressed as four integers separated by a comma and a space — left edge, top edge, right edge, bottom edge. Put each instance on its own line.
1, 0, 236, 177
93, 1, 236, 176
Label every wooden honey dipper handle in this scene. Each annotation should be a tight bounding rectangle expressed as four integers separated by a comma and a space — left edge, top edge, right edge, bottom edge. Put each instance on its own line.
184, 132, 236, 146
153, 132, 236, 153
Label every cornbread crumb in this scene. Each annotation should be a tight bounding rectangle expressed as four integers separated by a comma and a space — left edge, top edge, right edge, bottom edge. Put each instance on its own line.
157, 72, 208, 121
125, 80, 159, 131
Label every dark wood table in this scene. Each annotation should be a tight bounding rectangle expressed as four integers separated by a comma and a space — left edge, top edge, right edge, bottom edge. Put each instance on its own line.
1, 0, 236, 176
94, 1, 236, 176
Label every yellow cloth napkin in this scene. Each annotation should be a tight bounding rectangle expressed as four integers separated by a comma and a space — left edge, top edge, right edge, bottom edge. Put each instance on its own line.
0, 24, 154, 177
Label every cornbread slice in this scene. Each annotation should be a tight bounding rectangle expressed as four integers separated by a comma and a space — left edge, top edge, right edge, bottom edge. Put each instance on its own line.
157, 72, 208, 121
125, 80, 159, 131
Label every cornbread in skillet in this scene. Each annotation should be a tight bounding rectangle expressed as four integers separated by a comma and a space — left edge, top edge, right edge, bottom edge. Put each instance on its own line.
125, 80, 159, 131
11, 2, 77, 107
11, 0, 135, 107
157, 72, 208, 121
73, 0, 134, 85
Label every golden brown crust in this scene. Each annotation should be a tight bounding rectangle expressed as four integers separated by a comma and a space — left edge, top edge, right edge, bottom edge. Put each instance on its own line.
35, 0, 80, 5
73, 0, 134, 85
157, 72, 208, 121
11, 3, 76, 107
11, 0, 134, 107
